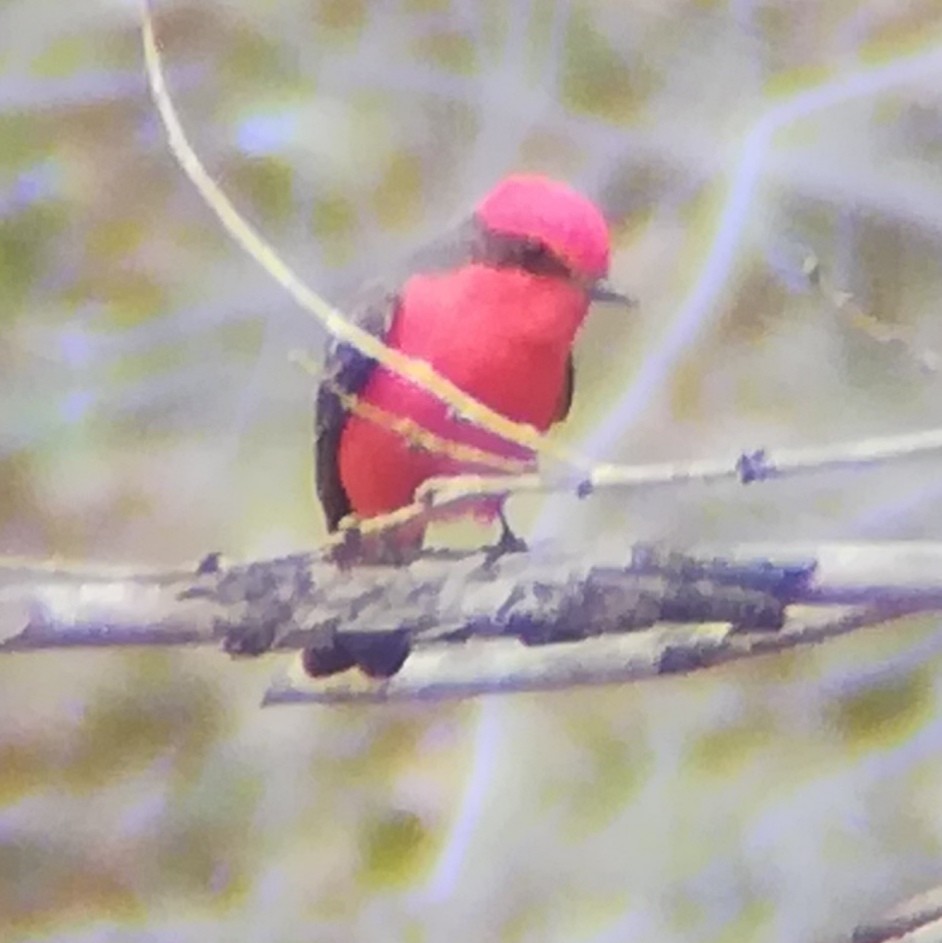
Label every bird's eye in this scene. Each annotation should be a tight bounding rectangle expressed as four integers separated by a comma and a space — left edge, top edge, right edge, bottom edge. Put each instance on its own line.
516, 241, 572, 279
477, 228, 573, 279
519, 241, 549, 266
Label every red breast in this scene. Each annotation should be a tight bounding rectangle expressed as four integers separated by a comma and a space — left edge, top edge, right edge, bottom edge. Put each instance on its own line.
338, 264, 589, 518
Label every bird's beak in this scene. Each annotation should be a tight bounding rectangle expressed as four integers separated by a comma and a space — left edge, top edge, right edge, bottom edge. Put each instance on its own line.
589, 278, 635, 307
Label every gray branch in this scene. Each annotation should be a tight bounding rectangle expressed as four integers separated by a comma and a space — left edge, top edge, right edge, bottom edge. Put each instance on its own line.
844, 884, 942, 943
2, 542, 942, 704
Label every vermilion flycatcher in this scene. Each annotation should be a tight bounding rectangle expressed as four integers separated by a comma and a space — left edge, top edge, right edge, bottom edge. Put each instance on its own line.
309, 174, 630, 676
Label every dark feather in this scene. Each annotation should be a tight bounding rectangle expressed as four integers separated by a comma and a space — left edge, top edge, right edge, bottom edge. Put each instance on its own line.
555, 354, 575, 423
314, 290, 398, 531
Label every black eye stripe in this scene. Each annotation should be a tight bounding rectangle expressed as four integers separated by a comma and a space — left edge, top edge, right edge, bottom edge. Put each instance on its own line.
473, 224, 575, 280
504, 239, 572, 278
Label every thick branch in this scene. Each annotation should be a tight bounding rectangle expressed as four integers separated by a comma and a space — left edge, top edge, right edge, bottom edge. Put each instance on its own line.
3, 542, 942, 704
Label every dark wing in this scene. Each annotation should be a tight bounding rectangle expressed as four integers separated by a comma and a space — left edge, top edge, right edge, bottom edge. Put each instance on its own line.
314, 216, 482, 532
314, 288, 397, 531
553, 354, 575, 423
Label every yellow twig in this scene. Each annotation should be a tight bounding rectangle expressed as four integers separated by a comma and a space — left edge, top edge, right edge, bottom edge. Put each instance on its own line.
140, 0, 607, 473
290, 351, 532, 475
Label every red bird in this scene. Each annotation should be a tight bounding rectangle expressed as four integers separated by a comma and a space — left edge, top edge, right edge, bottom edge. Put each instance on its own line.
310, 174, 630, 676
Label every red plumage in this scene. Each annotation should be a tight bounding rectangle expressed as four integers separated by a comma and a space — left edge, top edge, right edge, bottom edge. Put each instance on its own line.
338, 263, 588, 519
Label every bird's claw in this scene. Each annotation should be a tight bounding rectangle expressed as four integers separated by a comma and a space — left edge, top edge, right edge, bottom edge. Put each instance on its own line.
484, 512, 529, 565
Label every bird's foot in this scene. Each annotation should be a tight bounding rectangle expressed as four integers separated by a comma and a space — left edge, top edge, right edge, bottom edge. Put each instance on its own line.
484, 511, 529, 565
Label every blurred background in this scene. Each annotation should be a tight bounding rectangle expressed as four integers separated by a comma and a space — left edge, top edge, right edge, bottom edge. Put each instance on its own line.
2, 0, 942, 940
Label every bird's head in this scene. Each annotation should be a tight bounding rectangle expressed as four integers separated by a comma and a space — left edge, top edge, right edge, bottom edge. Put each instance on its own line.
474, 174, 632, 306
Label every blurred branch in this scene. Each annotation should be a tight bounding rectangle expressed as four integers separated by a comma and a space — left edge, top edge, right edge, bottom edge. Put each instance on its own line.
3, 542, 942, 704
803, 252, 940, 373
0, 558, 221, 650
844, 885, 942, 943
